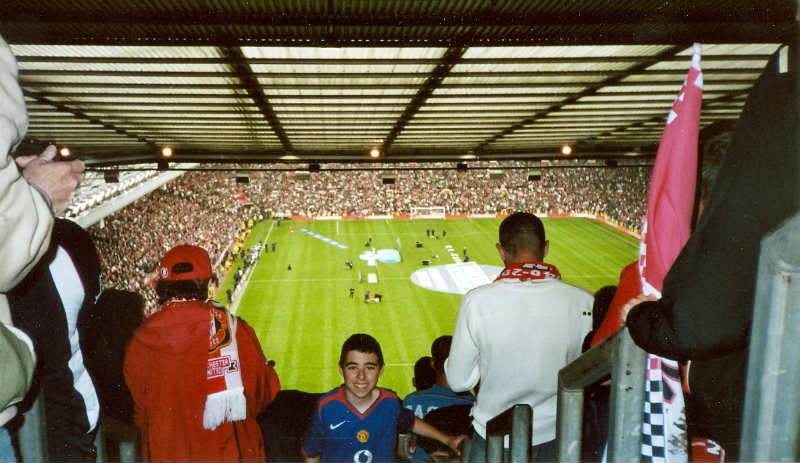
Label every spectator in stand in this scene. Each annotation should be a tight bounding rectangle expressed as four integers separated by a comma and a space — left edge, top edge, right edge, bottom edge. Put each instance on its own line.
404, 337, 475, 420
124, 245, 280, 461
620, 52, 799, 461
580, 285, 617, 462
445, 213, 593, 462
8, 219, 103, 461
302, 333, 467, 463
403, 336, 475, 462
409, 356, 436, 395
81, 289, 145, 425
1, 34, 85, 462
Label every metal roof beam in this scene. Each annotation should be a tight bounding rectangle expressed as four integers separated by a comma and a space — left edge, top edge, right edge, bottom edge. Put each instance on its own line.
18, 69, 765, 79
472, 45, 695, 154
381, 47, 468, 155
18, 80, 757, 91
21, 89, 157, 150
575, 87, 755, 146
218, 46, 292, 153
15, 56, 776, 65
20, 89, 748, 99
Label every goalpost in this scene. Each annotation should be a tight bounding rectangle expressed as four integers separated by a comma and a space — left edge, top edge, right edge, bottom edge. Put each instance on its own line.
410, 206, 446, 219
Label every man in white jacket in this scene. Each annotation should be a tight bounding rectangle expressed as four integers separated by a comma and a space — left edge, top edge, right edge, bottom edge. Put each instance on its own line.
0, 34, 85, 461
445, 212, 593, 462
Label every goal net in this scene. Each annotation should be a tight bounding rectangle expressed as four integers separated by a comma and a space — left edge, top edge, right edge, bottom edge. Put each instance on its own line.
410, 206, 446, 219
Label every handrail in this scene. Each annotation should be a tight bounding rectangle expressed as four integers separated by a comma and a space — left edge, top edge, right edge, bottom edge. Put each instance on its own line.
740, 211, 800, 461
557, 327, 647, 462
18, 396, 47, 462
485, 404, 532, 463
20, 399, 138, 462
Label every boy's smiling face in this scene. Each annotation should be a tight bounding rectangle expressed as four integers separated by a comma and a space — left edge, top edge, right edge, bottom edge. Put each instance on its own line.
339, 350, 384, 409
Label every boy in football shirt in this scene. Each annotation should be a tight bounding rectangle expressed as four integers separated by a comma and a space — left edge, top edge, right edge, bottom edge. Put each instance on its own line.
302, 334, 467, 462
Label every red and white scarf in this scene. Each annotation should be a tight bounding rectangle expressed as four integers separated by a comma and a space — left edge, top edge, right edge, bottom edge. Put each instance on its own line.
203, 301, 245, 430
494, 261, 561, 282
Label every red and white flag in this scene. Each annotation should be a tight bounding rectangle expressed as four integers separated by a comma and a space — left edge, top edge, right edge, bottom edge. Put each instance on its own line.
638, 44, 704, 296
637, 43, 703, 463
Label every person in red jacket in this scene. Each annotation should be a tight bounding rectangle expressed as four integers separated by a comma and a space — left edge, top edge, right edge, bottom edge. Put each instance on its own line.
124, 244, 280, 462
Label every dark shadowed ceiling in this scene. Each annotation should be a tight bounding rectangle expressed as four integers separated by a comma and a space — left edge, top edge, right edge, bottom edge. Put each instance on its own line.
1, 0, 794, 167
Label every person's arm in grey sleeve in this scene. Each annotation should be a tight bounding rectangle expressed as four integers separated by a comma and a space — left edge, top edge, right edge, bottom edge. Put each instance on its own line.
0, 35, 83, 292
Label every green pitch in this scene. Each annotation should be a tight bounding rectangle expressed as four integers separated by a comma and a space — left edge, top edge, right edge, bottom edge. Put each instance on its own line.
226, 218, 638, 398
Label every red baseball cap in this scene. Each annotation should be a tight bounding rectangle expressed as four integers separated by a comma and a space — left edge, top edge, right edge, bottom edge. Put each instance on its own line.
158, 245, 212, 281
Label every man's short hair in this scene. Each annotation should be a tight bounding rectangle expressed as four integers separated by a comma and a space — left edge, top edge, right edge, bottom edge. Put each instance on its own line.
339, 333, 384, 367
498, 212, 546, 258
413, 356, 436, 391
431, 335, 452, 372
156, 279, 209, 304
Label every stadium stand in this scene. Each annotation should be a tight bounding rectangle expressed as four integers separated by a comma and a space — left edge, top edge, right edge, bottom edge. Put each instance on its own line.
79, 163, 649, 313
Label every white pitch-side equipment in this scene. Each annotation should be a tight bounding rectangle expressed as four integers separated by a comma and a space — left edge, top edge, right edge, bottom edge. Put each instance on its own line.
410, 206, 446, 219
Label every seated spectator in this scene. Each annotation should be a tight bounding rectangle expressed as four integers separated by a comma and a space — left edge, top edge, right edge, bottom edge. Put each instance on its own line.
581, 286, 617, 462
301, 333, 467, 462
259, 390, 322, 462
403, 336, 476, 461
405, 337, 475, 419
411, 356, 436, 394
582, 285, 617, 352
81, 289, 145, 425
9, 218, 102, 462
124, 244, 280, 462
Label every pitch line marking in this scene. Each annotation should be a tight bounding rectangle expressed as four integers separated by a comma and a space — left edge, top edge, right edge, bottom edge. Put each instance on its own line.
230, 220, 275, 315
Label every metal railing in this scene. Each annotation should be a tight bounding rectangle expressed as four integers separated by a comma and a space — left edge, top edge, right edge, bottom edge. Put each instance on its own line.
557, 327, 647, 462
740, 211, 800, 461
19, 398, 138, 463
18, 397, 47, 462
485, 404, 532, 463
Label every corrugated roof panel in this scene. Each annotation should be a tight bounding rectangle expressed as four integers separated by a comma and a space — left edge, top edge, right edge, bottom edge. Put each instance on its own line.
10, 44, 223, 58
256, 76, 427, 86
272, 88, 417, 96
21, 76, 240, 86
462, 45, 673, 59
427, 95, 561, 103
622, 72, 761, 82
433, 87, 585, 95
677, 43, 782, 56
443, 74, 608, 85
38, 95, 248, 104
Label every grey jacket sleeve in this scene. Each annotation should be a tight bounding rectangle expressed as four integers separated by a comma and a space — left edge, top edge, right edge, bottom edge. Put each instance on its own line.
0, 35, 54, 298
0, 34, 48, 421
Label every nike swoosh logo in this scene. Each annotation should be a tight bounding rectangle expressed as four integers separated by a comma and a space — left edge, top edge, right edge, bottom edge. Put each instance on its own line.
330, 421, 348, 430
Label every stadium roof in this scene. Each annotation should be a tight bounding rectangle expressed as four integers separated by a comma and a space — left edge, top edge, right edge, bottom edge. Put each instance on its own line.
2, 0, 793, 167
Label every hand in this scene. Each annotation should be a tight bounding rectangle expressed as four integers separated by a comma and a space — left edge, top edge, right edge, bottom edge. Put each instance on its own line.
620, 293, 659, 324
17, 145, 85, 215
446, 434, 469, 456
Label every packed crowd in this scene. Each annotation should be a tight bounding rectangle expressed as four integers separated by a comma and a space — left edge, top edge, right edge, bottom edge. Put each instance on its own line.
89, 173, 260, 309
87, 164, 650, 310
237, 163, 649, 229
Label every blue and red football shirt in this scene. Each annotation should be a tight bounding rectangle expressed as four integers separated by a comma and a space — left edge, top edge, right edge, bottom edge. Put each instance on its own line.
302, 386, 414, 462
